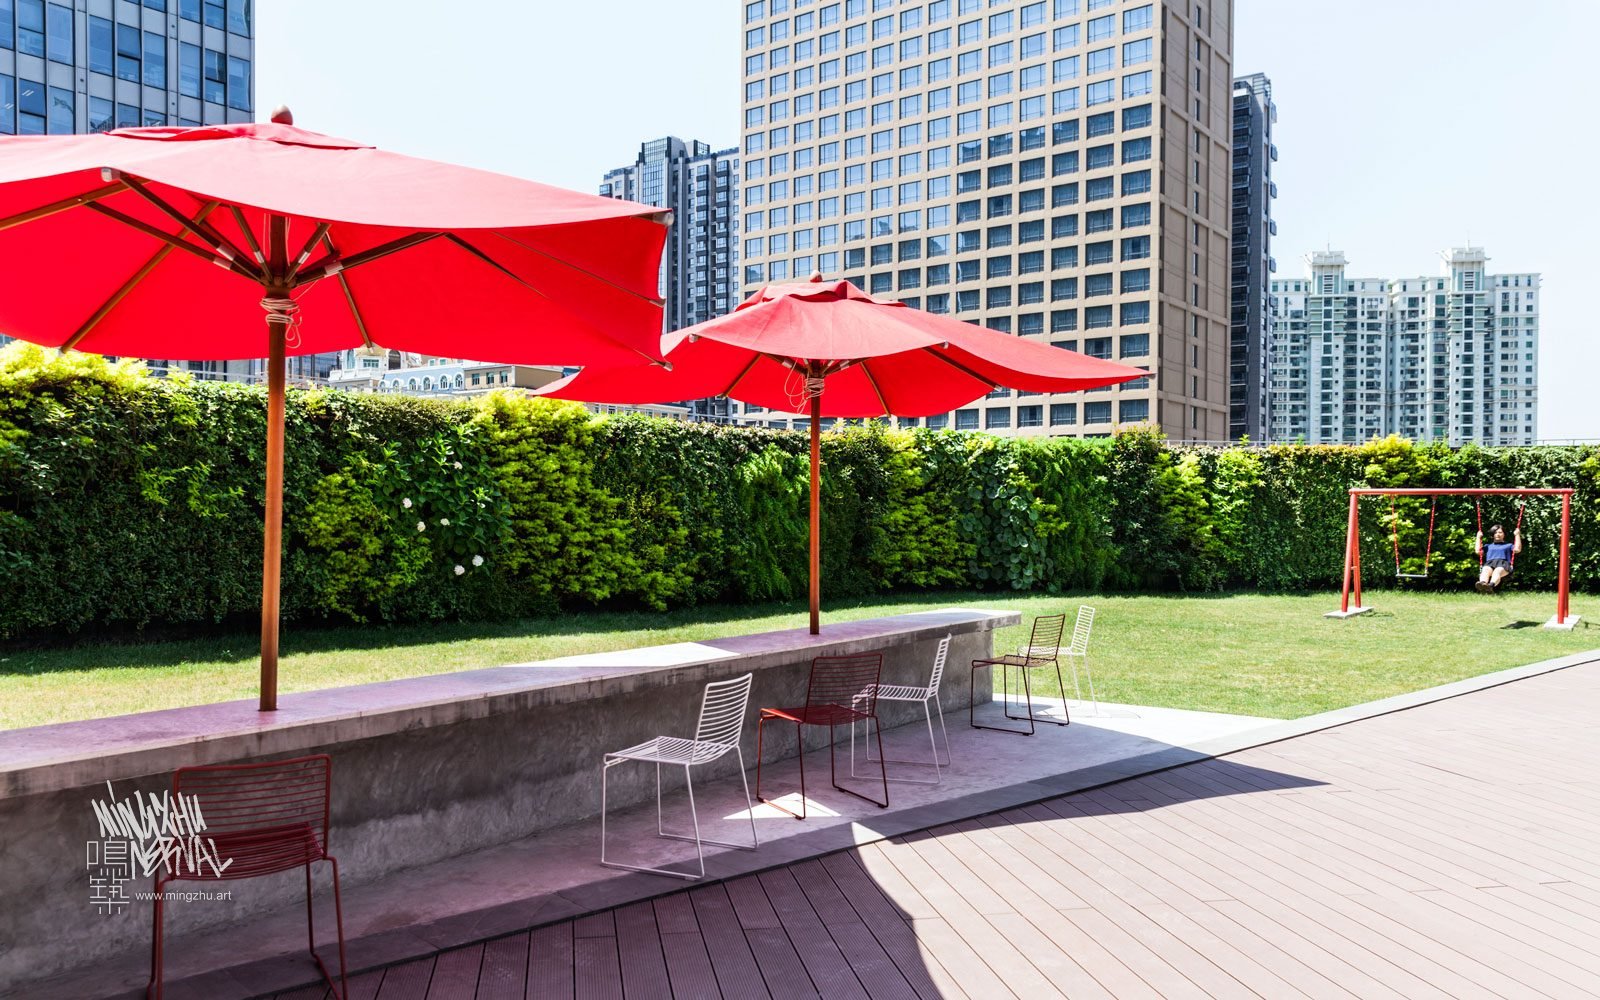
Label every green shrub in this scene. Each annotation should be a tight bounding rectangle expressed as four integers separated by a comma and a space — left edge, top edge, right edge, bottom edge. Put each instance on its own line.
3, 341, 1597, 641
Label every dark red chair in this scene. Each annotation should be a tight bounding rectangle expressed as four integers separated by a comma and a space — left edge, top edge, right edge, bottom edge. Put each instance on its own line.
147, 754, 347, 1000
756, 653, 888, 819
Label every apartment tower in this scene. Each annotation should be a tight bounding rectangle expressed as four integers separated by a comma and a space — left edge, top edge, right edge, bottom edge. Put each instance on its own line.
738, 0, 1233, 438
1268, 248, 1539, 446
1228, 71, 1275, 441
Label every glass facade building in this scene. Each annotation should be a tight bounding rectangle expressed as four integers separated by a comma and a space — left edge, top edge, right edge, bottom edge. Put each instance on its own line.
1229, 71, 1275, 442
1268, 248, 1540, 446
738, 0, 1234, 439
601, 136, 740, 419
0, 0, 271, 377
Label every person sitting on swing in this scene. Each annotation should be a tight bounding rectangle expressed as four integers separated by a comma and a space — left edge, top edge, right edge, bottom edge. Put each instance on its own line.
1475, 523, 1521, 592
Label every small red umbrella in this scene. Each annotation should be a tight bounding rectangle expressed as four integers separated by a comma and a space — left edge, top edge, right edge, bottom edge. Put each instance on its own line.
539, 275, 1147, 633
0, 109, 671, 708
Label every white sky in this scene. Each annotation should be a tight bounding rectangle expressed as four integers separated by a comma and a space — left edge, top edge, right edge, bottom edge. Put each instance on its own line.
259, 0, 1600, 439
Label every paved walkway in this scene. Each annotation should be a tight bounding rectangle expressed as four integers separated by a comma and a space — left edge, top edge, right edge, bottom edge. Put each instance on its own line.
273, 660, 1600, 999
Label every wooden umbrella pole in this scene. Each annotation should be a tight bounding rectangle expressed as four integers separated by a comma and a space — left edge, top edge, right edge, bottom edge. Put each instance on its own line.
809, 390, 822, 635
260, 213, 290, 712
260, 310, 286, 710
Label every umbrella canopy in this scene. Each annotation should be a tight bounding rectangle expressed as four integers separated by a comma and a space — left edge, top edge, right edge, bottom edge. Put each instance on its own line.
0, 110, 672, 709
540, 275, 1148, 632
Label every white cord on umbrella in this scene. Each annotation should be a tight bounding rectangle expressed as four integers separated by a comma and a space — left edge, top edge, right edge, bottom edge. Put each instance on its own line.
260, 295, 303, 351
784, 366, 827, 412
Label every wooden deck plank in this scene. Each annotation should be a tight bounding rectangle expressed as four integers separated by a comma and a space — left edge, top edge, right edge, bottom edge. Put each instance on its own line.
658, 929, 723, 1000
687, 883, 773, 1000
475, 933, 530, 1000
818, 851, 971, 1000
372, 957, 434, 1000
526, 923, 575, 1000
612, 901, 673, 1000
572, 934, 623, 1000
756, 868, 871, 1000
425, 944, 484, 1000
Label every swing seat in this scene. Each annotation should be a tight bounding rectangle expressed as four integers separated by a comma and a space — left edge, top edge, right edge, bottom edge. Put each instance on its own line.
1395, 572, 1429, 580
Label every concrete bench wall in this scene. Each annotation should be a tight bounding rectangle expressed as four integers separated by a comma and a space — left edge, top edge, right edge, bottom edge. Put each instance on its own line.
0, 608, 1016, 992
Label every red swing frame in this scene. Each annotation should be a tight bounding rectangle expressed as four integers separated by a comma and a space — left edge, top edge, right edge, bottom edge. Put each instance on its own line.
1331, 487, 1576, 629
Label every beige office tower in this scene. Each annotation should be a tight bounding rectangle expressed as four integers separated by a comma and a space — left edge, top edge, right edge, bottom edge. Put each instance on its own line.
737, 0, 1232, 438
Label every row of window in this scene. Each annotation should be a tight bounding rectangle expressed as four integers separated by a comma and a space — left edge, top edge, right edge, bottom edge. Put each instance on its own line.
747, 37, 1150, 112
81, 18, 251, 111
0, 0, 249, 59
0, 75, 222, 135
744, 0, 1150, 62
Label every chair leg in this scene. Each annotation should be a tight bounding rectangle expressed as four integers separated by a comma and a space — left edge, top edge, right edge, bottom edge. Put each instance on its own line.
1083, 654, 1099, 715
328, 857, 349, 1000
655, 761, 664, 837
305, 862, 316, 959
875, 715, 889, 806
599, 757, 613, 868
936, 699, 952, 766
684, 765, 705, 879
829, 715, 889, 808
737, 747, 759, 850
146, 876, 166, 1000
758, 716, 809, 820
925, 701, 941, 782
972, 660, 1036, 736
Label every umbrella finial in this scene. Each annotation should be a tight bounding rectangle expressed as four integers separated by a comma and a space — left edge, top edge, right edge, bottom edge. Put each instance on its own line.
809, 271, 824, 282
270, 105, 294, 126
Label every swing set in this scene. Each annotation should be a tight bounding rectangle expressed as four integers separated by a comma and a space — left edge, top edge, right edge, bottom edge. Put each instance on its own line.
1326, 487, 1579, 630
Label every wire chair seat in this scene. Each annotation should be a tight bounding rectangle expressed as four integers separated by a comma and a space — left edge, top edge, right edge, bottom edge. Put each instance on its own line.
606, 735, 739, 767
760, 702, 871, 727
195, 823, 326, 880
856, 682, 932, 702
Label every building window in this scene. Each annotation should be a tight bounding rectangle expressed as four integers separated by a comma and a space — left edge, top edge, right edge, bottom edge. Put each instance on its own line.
1119, 399, 1150, 423
956, 408, 979, 430
1018, 405, 1043, 427
1085, 401, 1112, 423
1050, 403, 1077, 426
986, 407, 1011, 430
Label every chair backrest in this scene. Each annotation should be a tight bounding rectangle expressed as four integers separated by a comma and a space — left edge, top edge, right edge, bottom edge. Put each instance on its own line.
1022, 613, 1067, 658
172, 754, 332, 872
695, 672, 754, 748
806, 652, 884, 716
1068, 605, 1095, 654
924, 635, 952, 696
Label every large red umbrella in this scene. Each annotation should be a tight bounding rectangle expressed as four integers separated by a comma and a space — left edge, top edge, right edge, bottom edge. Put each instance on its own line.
0, 109, 671, 708
539, 275, 1147, 633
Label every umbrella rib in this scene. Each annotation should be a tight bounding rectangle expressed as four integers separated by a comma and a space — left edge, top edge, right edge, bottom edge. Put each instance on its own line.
285, 222, 332, 284
0, 181, 124, 233
63, 201, 221, 352
83, 201, 257, 279
228, 204, 266, 265
293, 231, 443, 286
722, 353, 764, 398
440, 233, 665, 364
858, 359, 892, 416
113, 173, 262, 281
920, 346, 998, 392
489, 230, 667, 308
322, 233, 375, 350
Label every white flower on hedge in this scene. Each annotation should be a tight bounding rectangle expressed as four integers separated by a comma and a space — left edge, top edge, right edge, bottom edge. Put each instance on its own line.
454, 564, 465, 576
453, 461, 463, 470
417, 520, 427, 532
472, 554, 484, 567
440, 518, 451, 526
402, 497, 413, 509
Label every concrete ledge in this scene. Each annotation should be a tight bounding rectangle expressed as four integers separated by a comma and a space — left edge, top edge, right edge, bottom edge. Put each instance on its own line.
0, 609, 1016, 993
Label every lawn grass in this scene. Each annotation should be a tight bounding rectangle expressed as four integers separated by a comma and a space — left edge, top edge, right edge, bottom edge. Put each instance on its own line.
2, 589, 1594, 730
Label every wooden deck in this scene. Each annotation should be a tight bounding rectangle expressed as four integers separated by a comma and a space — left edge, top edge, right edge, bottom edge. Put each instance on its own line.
273, 661, 1600, 999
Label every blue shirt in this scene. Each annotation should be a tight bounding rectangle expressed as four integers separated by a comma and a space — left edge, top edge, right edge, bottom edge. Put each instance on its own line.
1485, 541, 1514, 563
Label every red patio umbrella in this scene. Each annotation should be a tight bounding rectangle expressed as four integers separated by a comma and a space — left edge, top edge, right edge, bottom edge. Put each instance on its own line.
539, 275, 1148, 633
0, 109, 671, 709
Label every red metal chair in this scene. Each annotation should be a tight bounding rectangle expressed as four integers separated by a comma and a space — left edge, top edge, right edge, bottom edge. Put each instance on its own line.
970, 613, 1071, 736
757, 653, 888, 819
147, 754, 347, 1000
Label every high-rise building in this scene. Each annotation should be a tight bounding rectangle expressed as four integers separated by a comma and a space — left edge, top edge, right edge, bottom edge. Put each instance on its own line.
1268, 248, 1540, 446
1229, 72, 1275, 442
0, 1, 296, 380
600, 137, 740, 419
737, 0, 1234, 438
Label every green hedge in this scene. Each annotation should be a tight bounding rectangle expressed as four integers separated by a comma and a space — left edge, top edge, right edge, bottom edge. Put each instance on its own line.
1, 343, 1595, 639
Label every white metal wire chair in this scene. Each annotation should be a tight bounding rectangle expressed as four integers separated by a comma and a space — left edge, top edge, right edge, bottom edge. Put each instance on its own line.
852, 635, 953, 784
600, 672, 758, 880
1061, 605, 1098, 714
